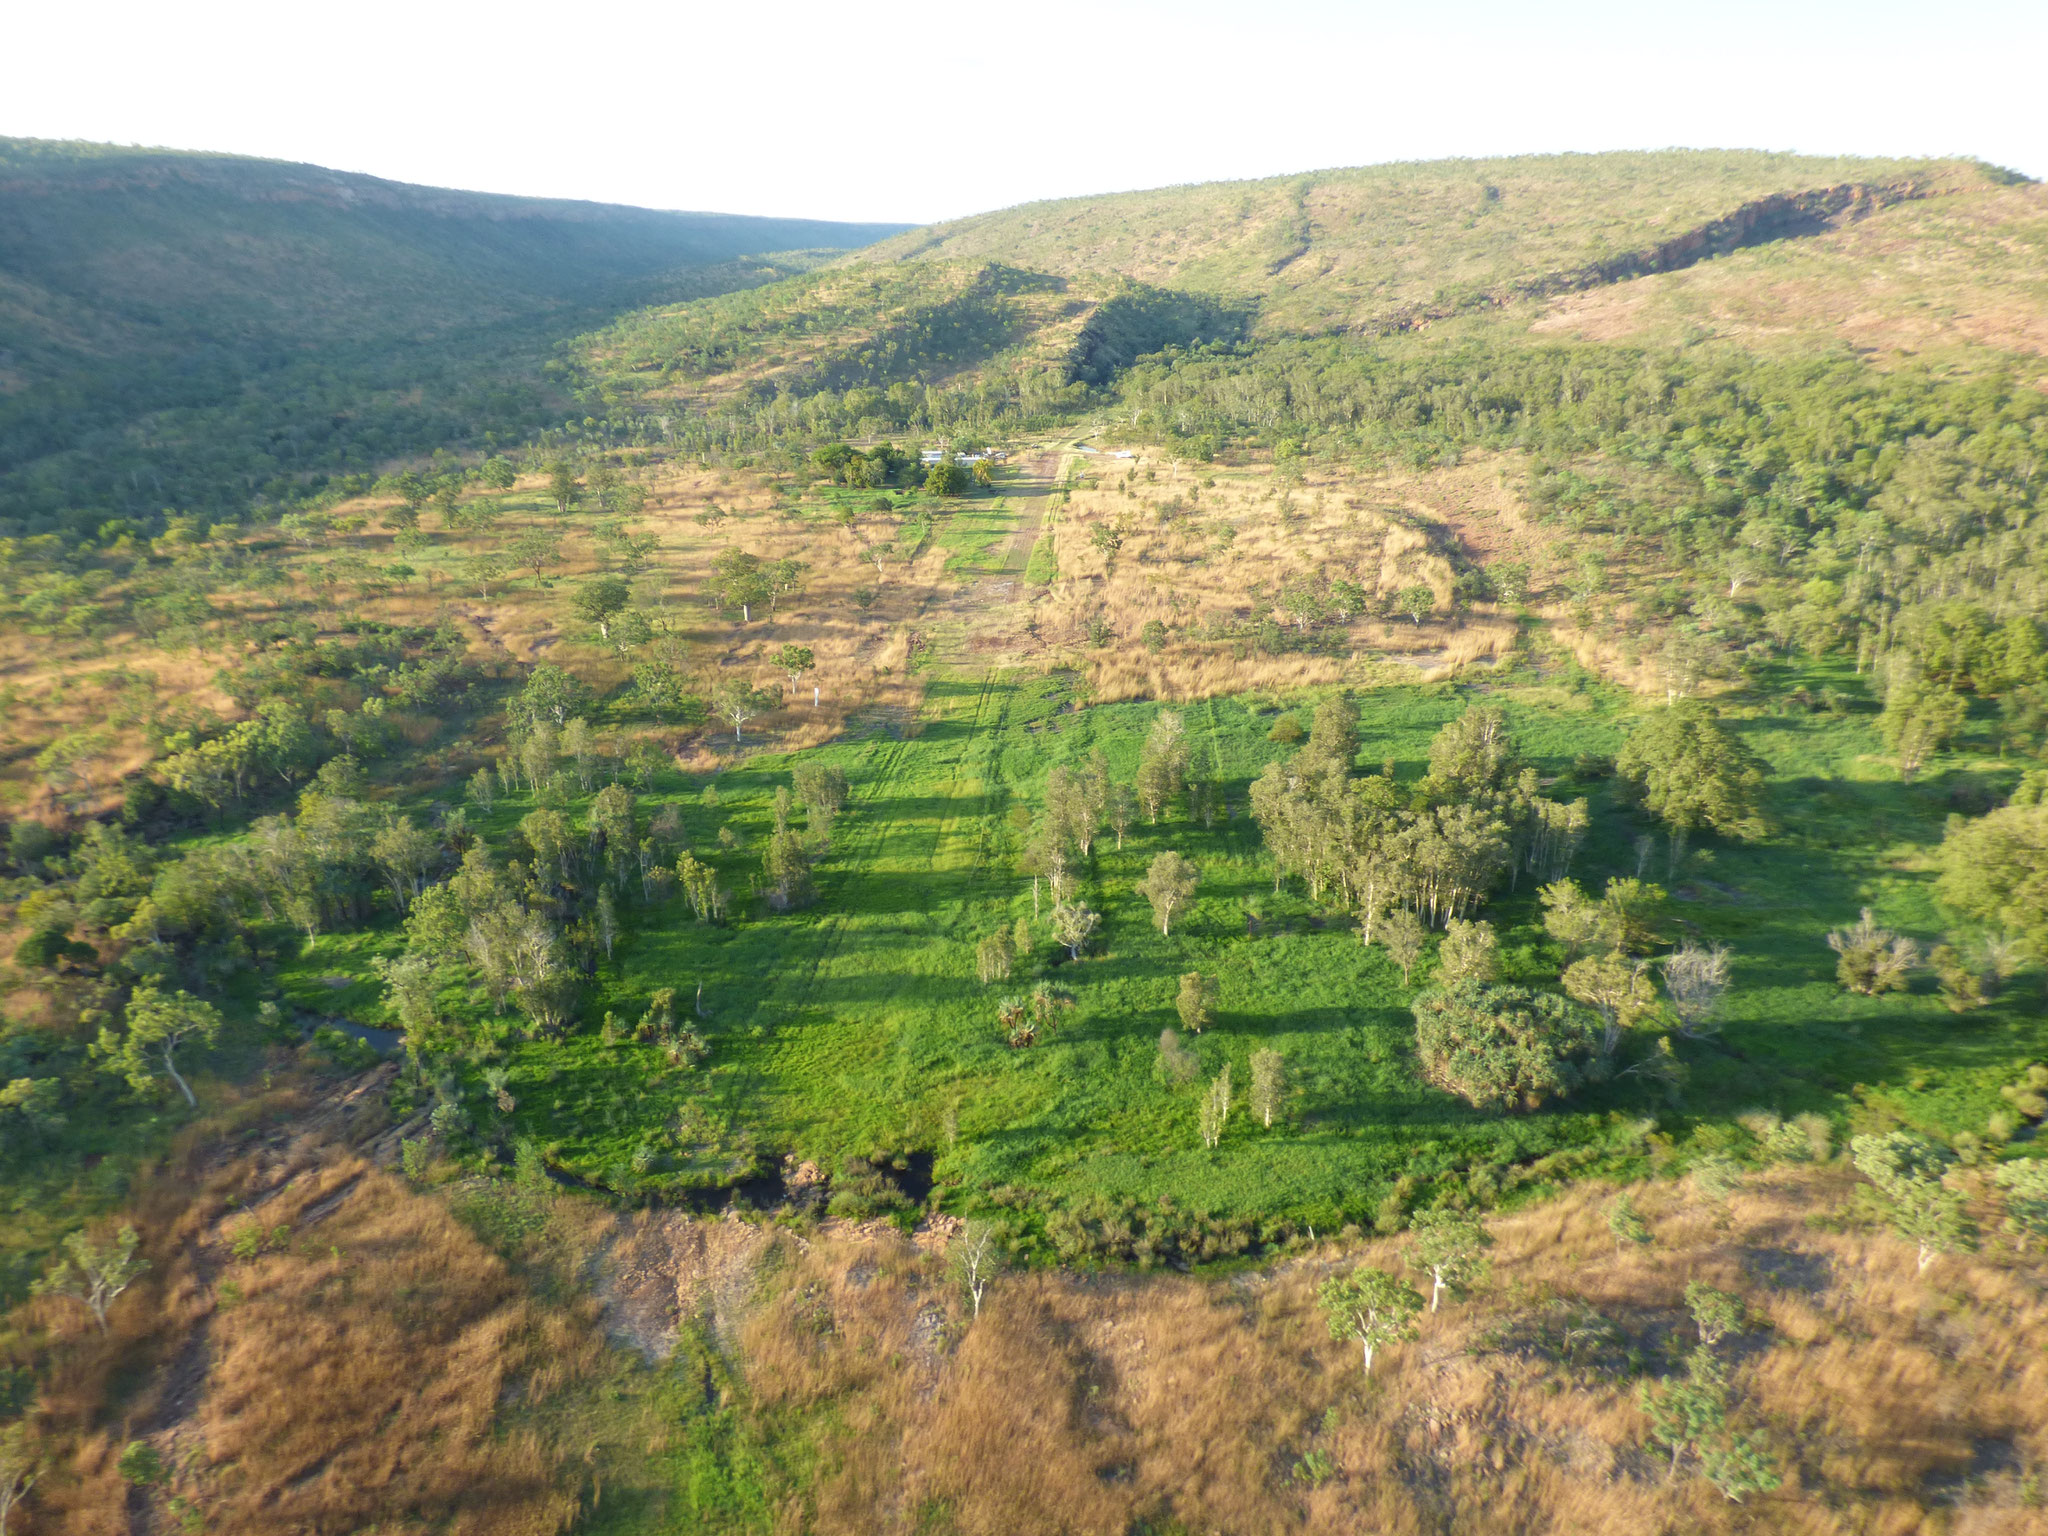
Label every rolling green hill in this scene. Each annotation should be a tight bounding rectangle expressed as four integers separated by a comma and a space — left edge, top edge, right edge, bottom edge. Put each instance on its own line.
573, 149, 2044, 454
0, 138, 906, 525
855, 150, 2007, 336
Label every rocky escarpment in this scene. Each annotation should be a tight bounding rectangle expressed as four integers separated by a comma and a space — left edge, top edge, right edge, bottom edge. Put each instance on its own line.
1357, 180, 1943, 335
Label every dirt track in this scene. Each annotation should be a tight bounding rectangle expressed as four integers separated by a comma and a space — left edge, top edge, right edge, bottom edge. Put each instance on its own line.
997, 450, 1065, 576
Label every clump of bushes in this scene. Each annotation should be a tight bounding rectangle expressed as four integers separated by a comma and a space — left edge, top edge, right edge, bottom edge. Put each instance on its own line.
1826, 909, 1918, 995
1034, 1191, 1302, 1267
1735, 1109, 1833, 1162
1929, 944, 1986, 1011
1412, 980, 1600, 1111
1993, 1063, 2048, 1143
826, 1156, 915, 1220
1156, 1027, 1200, 1085
632, 988, 708, 1066
976, 929, 1015, 984
997, 984, 1073, 1047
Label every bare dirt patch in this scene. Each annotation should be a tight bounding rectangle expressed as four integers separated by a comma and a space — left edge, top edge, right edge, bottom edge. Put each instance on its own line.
584, 1207, 774, 1361
1028, 450, 1542, 702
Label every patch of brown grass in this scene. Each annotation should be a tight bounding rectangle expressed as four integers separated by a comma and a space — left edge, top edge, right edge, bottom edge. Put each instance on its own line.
714, 1168, 2048, 1534
191, 1156, 591, 1536
9, 1078, 598, 1536
0, 461, 950, 806
16, 1105, 2048, 1535
0, 646, 236, 817
1527, 182, 2048, 363
1552, 623, 1668, 695
1036, 454, 1549, 702
1080, 644, 1346, 704
0, 445, 1646, 814
323, 467, 935, 762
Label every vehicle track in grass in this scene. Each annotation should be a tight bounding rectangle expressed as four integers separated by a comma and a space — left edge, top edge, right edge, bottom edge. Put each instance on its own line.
708, 723, 919, 1131
928, 667, 1006, 879
968, 676, 1019, 883
996, 451, 1065, 576
716, 670, 1013, 1146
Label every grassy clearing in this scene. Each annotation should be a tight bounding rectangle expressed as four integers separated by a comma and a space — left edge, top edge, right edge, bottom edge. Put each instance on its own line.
936, 497, 1021, 577
1039, 451, 1536, 702
353, 659, 2048, 1246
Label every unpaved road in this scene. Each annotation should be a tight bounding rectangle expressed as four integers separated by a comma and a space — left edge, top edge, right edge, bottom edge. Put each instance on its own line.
997, 450, 1066, 576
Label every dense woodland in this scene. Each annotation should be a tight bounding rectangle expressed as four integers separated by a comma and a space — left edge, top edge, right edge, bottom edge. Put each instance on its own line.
0, 137, 902, 528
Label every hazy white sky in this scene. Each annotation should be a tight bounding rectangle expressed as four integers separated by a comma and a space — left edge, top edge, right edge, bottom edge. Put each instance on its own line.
10, 0, 2044, 225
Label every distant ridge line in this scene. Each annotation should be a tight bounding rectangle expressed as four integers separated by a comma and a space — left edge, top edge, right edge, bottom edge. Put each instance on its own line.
0, 135, 912, 239
1353, 179, 1947, 337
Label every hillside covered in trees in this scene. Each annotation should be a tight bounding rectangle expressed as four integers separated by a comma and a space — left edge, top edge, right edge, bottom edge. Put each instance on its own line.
0, 137, 906, 527
1, 144, 2047, 1534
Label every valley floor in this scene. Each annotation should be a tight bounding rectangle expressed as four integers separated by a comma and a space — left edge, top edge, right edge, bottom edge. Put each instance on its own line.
276, 657, 2045, 1257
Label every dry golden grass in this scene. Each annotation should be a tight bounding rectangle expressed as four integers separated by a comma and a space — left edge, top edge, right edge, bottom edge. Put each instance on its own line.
439, 465, 936, 762
1081, 646, 1352, 703
191, 1157, 592, 1536
0, 436, 1658, 825
1041, 452, 1551, 703
0, 461, 952, 815
1551, 623, 1694, 698
716, 1168, 2048, 1535
309, 465, 933, 758
1528, 181, 2048, 363
14, 1083, 2048, 1535
0, 644, 237, 817
9, 1074, 599, 1536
